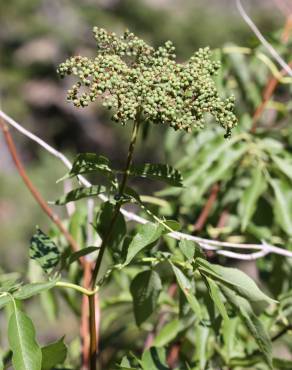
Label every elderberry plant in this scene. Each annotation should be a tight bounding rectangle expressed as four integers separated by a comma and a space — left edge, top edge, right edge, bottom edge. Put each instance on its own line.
0, 27, 282, 370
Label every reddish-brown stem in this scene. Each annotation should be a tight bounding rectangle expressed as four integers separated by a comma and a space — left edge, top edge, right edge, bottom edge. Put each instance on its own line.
194, 183, 220, 231
250, 61, 292, 134
0, 118, 100, 370
0, 118, 84, 264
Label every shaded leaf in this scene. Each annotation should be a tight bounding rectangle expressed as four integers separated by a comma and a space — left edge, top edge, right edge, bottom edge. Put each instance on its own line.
95, 202, 126, 256
130, 270, 162, 326
41, 337, 67, 370
53, 185, 106, 205
221, 287, 273, 369
129, 163, 183, 187
141, 347, 169, 370
30, 229, 60, 273
68, 246, 100, 264
8, 301, 42, 370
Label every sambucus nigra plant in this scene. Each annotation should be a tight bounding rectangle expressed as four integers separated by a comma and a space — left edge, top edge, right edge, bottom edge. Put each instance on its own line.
0, 27, 282, 370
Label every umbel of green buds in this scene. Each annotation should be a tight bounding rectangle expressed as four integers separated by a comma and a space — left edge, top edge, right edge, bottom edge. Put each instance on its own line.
57, 27, 237, 136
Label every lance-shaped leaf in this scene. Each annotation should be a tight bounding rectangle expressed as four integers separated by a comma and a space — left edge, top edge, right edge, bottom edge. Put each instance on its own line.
8, 300, 42, 370
41, 337, 67, 370
13, 280, 58, 300
271, 155, 292, 182
129, 163, 183, 187
53, 185, 106, 205
197, 258, 276, 313
204, 276, 229, 323
239, 169, 267, 231
30, 228, 60, 273
130, 270, 162, 326
171, 263, 202, 320
269, 178, 292, 236
124, 223, 164, 266
58, 153, 114, 181
153, 319, 181, 347
221, 286, 273, 369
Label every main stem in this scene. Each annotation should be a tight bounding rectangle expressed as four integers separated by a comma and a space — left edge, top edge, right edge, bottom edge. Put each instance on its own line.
89, 116, 141, 369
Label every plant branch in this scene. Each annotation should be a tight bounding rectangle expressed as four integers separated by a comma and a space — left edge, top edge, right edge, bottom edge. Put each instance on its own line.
236, 0, 292, 77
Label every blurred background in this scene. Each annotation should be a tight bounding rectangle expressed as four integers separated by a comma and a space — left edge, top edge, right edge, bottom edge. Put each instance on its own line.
0, 0, 291, 364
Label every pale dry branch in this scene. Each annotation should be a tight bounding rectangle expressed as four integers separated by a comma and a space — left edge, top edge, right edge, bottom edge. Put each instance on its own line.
1, 109, 292, 260
236, 0, 292, 77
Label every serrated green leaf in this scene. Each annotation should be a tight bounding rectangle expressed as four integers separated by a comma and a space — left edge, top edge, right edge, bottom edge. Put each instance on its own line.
53, 185, 106, 205
221, 287, 273, 369
41, 337, 67, 370
129, 163, 183, 187
13, 280, 58, 300
57, 153, 113, 182
124, 223, 164, 266
153, 319, 180, 347
130, 270, 162, 326
197, 258, 275, 313
141, 347, 169, 370
171, 263, 202, 320
269, 178, 292, 236
8, 300, 42, 370
205, 276, 229, 323
239, 169, 267, 231
179, 239, 196, 260
30, 228, 60, 273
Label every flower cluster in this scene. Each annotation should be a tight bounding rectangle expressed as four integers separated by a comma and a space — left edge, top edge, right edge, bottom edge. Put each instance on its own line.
57, 27, 237, 136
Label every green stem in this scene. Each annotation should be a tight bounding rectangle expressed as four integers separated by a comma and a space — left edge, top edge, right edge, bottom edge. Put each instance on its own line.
91, 116, 141, 287
55, 281, 98, 296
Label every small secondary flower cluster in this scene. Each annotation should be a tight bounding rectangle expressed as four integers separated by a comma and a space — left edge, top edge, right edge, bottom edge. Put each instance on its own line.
57, 27, 237, 136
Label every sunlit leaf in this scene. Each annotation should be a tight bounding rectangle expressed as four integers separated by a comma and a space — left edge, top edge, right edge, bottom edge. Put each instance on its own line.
171, 263, 202, 320
57, 153, 113, 182
124, 223, 164, 266
8, 300, 42, 370
239, 169, 267, 231
129, 163, 183, 187
269, 178, 292, 236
